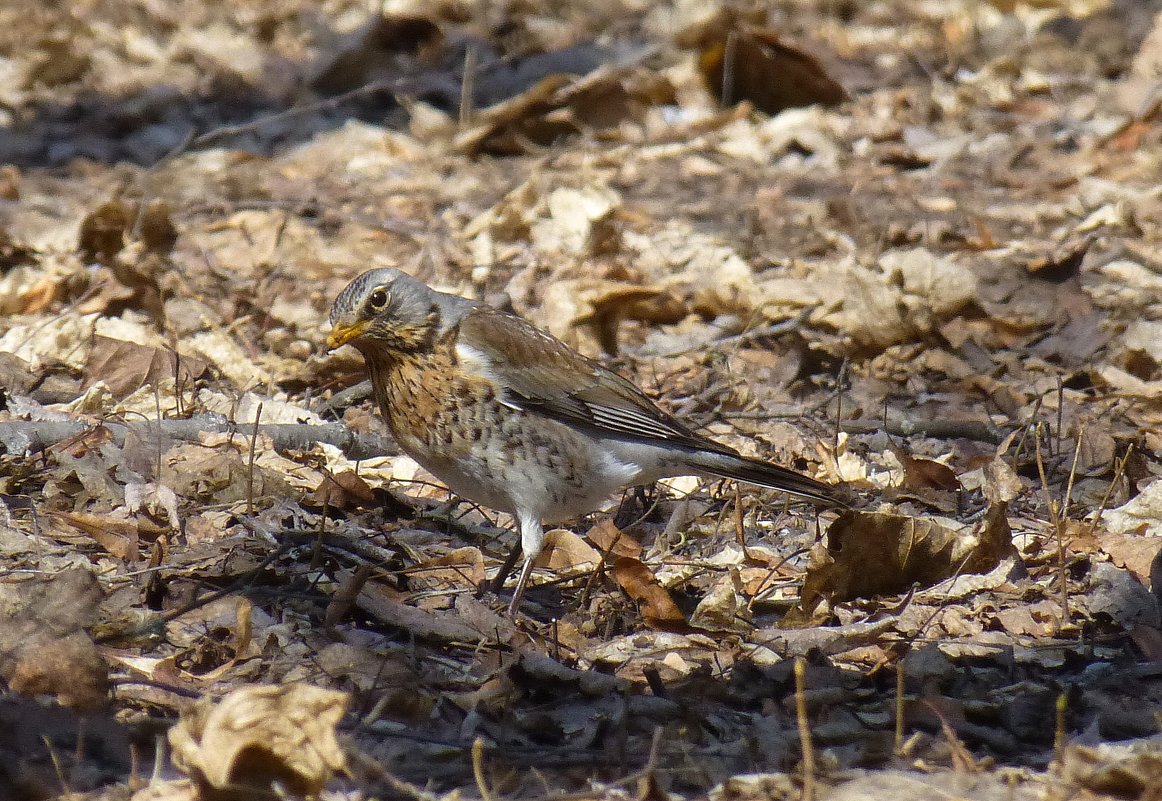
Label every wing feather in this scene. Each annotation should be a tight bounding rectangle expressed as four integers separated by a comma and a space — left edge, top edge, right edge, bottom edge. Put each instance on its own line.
455, 307, 724, 451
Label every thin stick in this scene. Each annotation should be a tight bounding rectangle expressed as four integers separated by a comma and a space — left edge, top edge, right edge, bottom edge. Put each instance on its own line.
833, 358, 848, 461
460, 44, 478, 128
247, 402, 263, 516
1053, 691, 1068, 762
720, 30, 738, 108
894, 656, 906, 754
794, 656, 815, 801
1058, 427, 1085, 619
472, 736, 496, 801
1085, 444, 1134, 539
733, 484, 751, 562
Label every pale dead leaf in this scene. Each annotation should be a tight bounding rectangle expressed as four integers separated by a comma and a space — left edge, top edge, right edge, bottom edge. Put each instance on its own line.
982, 456, 1023, 504
1102, 480, 1162, 538
535, 528, 601, 571
689, 571, 751, 632
168, 684, 348, 796
530, 185, 620, 256
124, 481, 180, 531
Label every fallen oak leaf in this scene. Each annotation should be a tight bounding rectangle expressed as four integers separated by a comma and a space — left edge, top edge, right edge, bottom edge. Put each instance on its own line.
168, 684, 348, 797
800, 505, 1015, 614
612, 556, 685, 626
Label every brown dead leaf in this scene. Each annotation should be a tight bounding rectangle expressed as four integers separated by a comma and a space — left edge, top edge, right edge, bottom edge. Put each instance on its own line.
800, 505, 1014, 613
168, 684, 348, 797
585, 518, 643, 558
306, 470, 377, 511
896, 449, 961, 492
1097, 531, 1162, 585
412, 547, 486, 590
84, 335, 207, 398
47, 510, 142, 561
696, 27, 848, 114
612, 557, 685, 626
983, 456, 1024, 504
454, 74, 573, 155
0, 568, 109, 709
535, 528, 601, 571
541, 279, 685, 355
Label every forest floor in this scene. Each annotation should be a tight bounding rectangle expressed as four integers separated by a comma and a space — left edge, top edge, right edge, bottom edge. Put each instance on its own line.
3, 1, 1162, 799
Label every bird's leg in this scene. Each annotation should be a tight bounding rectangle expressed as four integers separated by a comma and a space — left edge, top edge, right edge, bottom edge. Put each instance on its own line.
488, 541, 522, 596
505, 512, 545, 616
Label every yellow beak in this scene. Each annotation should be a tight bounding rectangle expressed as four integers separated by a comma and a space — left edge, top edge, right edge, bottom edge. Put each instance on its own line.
326, 319, 369, 350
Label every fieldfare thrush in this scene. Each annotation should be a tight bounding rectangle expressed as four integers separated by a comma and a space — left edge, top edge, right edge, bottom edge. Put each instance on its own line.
327, 268, 844, 614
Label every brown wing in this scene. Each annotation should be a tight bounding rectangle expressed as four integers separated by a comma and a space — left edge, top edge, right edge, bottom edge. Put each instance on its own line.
456, 306, 734, 454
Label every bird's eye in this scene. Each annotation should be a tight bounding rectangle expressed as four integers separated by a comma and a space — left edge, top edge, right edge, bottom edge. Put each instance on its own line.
368, 288, 391, 310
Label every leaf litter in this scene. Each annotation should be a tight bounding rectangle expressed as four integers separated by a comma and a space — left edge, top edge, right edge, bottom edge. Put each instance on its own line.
2, 0, 1162, 799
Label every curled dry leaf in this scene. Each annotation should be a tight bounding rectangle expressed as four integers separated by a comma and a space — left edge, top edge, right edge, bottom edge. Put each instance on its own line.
535, 528, 600, 572
689, 571, 751, 632
1102, 479, 1162, 539
530, 185, 621, 257
0, 567, 109, 709
412, 546, 486, 590
539, 278, 685, 354
612, 556, 685, 626
306, 470, 377, 511
800, 504, 1015, 614
585, 518, 643, 558
895, 448, 961, 492
696, 26, 848, 115
84, 335, 208, 399
169, 684, 348, 797
983, 456, 1023, 504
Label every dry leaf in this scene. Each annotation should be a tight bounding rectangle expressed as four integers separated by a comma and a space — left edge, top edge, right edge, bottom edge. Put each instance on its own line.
306, 470, 377, 511
800, 505, 1015, 613
612, 557, 685, 625
412, 546, 486, 590
689, 571, 751, 632
84, 335, 207, 399
697, 26, 848, 114
168, 684, 348, 797
0, 568, 109, 709
535, 528, 601, 571
539, 278, 684, 354
585, 518, 643, 558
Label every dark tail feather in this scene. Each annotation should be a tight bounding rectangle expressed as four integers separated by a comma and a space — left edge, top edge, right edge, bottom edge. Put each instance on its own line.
692, 451, 846, 507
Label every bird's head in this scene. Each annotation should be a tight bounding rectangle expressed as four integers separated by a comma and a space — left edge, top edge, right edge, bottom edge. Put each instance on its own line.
326, 268, 438, 356
327, 268, 475, 358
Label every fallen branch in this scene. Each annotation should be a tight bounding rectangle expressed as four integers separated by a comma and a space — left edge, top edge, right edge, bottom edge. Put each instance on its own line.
0, 417, 397, 461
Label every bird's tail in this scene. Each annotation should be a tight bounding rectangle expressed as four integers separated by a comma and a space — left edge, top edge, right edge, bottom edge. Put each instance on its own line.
691, 450, 846, 506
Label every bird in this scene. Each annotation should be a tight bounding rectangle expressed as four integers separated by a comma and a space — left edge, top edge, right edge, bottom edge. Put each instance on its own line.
327, 267, 845, 615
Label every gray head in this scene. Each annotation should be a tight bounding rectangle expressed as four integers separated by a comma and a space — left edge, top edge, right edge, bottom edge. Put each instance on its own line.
327, 268, 475, 355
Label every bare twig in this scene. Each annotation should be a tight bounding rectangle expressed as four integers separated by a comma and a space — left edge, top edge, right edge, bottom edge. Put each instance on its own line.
460, 44, 478, 128
895, 656, 906, 754
795, 656, 815, 801
1, 417, 397, 461
246, 402, 263, 516
472, 737, 497, 801
1054, 690, 1068, 762
721, 30, 738, 108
